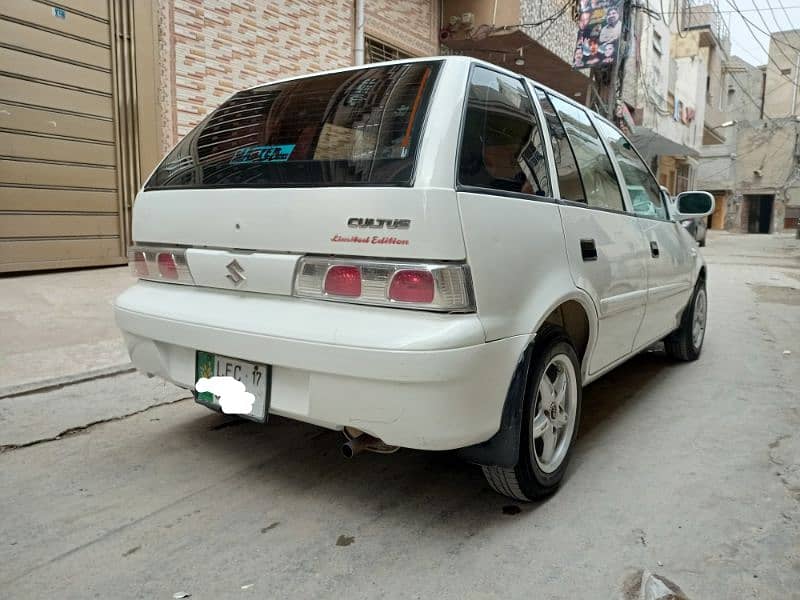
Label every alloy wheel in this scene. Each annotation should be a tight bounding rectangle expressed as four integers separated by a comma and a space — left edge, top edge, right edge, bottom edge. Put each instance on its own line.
529, 354, 579, 474
692, 288, 707, 349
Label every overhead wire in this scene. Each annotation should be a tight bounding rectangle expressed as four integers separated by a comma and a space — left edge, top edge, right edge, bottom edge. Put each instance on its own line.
699, 118, 796, 181
724, 0, 800, 53
450, 1, 572, 58
676, 0, 689, 38
776, 0, 800, 27
749, 0, 799, 71
650, 1, 775, 121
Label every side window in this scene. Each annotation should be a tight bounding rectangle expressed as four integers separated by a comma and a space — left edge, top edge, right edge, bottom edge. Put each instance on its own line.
595, 120, 668, 219
459, 67, 551, 196
535, 89, 586, 203
547, 95, 625, 212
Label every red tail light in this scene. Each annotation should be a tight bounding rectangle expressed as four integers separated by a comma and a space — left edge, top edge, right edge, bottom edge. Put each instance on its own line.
133, 251, 149, 277
324, 265, 361, 297
389, 270, 434, 303
157, 253, 178, 280
295, 257, 473, 312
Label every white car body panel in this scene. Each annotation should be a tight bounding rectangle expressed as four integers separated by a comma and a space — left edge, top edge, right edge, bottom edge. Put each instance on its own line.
116, 281, 527, 449
456, 192, 575, 341
114, 56, 707, 452
133, 187, 466, 261
558, 204, 650, 374
634, 218, 694, 347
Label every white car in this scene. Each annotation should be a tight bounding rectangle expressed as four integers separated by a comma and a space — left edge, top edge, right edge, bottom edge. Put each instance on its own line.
115, 57, 714, 501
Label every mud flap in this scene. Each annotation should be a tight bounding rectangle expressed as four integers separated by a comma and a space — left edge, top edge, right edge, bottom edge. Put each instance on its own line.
455, 344, 533, 468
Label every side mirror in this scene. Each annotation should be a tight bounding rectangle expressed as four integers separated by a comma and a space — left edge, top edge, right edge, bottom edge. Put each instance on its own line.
673, 191, 714, 220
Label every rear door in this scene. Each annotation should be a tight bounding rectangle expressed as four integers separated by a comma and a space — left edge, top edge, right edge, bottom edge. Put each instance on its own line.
593, 119, 694, 347
134, 61, 467, 276
536, 90, 649, 374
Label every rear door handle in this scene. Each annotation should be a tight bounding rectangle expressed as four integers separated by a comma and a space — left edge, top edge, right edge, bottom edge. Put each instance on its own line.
650, 241, 660, 258
580, 238, 597, 262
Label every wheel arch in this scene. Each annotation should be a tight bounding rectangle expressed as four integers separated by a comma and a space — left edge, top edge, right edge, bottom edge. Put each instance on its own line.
533, 293, 598, 380
456, 292, 598, 468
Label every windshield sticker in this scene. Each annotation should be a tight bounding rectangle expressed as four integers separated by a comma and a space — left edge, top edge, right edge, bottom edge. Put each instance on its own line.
230, 144, 295, 164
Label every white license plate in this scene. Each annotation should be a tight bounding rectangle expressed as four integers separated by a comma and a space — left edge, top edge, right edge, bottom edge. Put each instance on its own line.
195, 351, 270, 422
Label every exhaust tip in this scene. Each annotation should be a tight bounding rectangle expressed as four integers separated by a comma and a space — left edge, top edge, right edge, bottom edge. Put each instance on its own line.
341, 441, 356, 459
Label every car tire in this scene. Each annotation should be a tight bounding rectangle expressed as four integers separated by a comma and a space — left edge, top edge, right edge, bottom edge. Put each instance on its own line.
664, 278, 707, 361
698, 235, 706, 247
482, 325, 582, 501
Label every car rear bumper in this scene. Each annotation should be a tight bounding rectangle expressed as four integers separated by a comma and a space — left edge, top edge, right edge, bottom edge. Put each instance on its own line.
114, 282, 529, 450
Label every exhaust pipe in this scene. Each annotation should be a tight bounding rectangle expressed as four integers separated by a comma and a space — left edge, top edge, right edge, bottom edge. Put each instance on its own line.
341, 434, 372, 458
341, 429, 399, 458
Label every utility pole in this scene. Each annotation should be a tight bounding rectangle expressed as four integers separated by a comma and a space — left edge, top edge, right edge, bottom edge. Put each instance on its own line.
354, 0, 365, 66
605, 0, 635, 121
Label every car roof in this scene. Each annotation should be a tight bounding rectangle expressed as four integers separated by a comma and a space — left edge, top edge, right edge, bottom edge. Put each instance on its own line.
236, 56, 591, 116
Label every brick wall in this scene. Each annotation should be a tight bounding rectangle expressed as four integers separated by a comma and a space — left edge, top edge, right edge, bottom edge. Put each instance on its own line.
157, 0, 439, 151
365, 0, 438, 57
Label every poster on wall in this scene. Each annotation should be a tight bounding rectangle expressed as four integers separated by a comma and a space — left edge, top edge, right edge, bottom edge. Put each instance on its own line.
573, 0, 623, 69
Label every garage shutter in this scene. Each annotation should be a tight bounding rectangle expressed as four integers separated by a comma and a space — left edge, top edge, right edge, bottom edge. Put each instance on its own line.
0, 0, 137, 272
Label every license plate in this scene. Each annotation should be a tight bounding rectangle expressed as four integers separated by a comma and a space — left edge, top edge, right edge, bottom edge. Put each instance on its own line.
195, 351, 270, 422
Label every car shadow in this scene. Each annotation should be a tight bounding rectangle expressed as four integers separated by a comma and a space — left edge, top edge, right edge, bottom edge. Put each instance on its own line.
578, 344, 677, 442
145, 347, 676, 527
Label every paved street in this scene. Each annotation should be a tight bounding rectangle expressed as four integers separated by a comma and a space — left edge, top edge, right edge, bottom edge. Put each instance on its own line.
1, 232, 798, 599
0, 266, 134, 392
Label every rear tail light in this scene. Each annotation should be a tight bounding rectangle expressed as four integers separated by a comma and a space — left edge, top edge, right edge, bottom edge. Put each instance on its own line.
127, 246, 194, 285
388, 270, 434, 303
132, 250, 149, 277
294, 257, 474, 312
157, 252, 178, 279
324, 265, 362, 297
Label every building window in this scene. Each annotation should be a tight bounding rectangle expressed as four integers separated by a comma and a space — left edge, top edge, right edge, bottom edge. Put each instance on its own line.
781, 67, 792, 76
676, 164, 691, 194
365, 37, 412, 63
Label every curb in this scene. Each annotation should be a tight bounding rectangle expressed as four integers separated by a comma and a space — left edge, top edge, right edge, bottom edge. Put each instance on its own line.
0, 363, 135, 400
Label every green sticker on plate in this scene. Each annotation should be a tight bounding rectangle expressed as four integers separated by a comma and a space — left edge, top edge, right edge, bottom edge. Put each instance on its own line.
196, 350, 215, 403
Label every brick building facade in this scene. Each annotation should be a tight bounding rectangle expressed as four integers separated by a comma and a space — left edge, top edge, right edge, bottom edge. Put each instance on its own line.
157, 0, 440, 152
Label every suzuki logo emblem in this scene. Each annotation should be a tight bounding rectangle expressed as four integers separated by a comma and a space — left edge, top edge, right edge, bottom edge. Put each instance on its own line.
225, 259, 246, 286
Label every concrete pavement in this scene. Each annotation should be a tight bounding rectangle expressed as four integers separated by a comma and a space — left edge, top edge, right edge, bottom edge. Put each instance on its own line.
0, 266, 134, 394
0, 231, 798, 599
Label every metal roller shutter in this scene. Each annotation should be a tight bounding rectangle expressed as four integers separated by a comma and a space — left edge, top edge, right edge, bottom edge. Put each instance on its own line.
0, 0, 139, 272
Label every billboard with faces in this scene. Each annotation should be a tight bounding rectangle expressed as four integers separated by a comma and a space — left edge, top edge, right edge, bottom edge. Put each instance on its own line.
573, 0, 623, 69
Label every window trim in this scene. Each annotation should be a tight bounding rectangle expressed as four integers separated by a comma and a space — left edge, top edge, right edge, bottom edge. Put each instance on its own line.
453, 64, 673, 221
544, 91, 630, 214
532, 85, 591, 207
524, 80, 560, 200
458, 184, 558, 203
454, 62, 556, 201
591, 113, 672, 221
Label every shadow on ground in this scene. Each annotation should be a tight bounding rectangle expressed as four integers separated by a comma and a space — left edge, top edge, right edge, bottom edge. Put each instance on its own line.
139, 346, 675, 522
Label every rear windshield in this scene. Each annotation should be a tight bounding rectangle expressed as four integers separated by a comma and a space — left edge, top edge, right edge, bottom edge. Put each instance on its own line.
146, 61, 441, 190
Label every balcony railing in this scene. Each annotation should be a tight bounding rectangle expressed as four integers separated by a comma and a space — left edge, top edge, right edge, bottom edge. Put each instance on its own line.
683, 1, 729, 46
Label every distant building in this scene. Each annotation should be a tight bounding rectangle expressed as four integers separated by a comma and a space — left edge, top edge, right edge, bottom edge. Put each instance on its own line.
696, 30, 800, 233
622, 1, 725, 198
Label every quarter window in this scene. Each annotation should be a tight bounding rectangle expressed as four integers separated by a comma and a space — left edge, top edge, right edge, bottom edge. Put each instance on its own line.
547, 95, 625, 212
459, 67, 551, 196
535, 89, 585, 203
595, 120, 667, 219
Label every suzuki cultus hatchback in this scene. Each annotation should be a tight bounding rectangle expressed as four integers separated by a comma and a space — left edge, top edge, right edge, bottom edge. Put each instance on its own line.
115, 57, 714, 501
